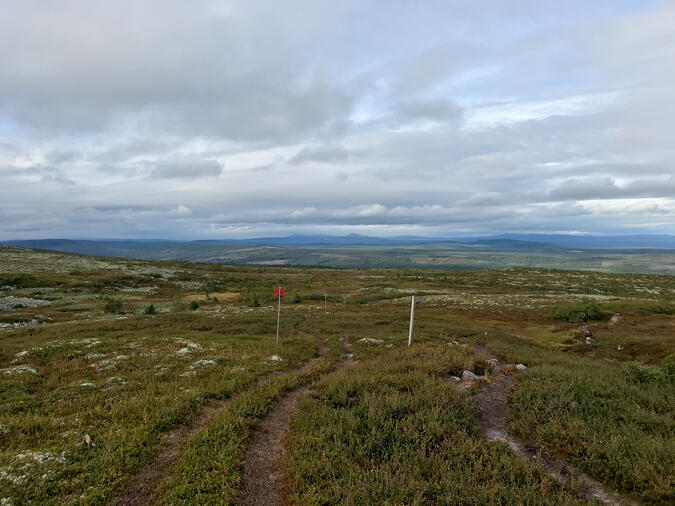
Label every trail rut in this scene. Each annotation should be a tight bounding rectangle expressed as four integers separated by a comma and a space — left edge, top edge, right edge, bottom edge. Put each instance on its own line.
238, 339, 353, 506
473, 362, 638, 505
115, 342, 328, 506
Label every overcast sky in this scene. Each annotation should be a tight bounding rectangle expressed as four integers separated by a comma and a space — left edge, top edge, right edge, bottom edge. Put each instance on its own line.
1, 0, 674, 239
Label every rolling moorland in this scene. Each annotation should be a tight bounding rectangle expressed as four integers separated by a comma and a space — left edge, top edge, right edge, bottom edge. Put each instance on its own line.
5, 235, 675, 275
0, 245, 673, 504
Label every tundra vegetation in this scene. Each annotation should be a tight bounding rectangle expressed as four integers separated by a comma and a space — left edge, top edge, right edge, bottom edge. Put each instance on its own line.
0, 246, 673, 504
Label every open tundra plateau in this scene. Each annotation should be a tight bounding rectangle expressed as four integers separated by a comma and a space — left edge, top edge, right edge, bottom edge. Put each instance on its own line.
0, 246, 673, 505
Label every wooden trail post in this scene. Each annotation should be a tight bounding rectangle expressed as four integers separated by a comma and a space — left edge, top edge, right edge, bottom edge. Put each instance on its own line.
274, 287, 286, 344
408, 295, 425, 346
323, 292, 328, 314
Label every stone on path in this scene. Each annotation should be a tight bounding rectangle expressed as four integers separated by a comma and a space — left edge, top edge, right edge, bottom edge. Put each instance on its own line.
462, 370, 480, 381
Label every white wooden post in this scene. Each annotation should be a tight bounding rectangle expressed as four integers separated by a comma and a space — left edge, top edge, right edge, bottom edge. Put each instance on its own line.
408, 295, 415, 346
276, 286, 281, 345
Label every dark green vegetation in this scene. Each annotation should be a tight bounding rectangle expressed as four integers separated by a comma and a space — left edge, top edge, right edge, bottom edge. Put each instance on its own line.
289, 343, 587, 504
0, 245, 673, 504
482, 332, 674, 504
551, 297, 603, 322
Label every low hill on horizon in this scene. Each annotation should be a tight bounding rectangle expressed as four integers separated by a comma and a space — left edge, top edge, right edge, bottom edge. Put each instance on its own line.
3, 234, 675, 275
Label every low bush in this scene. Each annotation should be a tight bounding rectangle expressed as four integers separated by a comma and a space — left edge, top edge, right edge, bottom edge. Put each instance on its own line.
550, 297, 603, 323
244, 291, 261, 307
103, 298, 123, 314
0, 274, 61, 288
628, 354, 675, 384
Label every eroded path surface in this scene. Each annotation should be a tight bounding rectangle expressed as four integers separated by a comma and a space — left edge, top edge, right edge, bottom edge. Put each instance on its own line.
238, 339, 353, 506
473, 358, 638, 506
115, 342, 328, 506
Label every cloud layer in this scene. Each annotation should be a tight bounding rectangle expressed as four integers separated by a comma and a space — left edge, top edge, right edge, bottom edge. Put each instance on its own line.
1, 0, 674, 239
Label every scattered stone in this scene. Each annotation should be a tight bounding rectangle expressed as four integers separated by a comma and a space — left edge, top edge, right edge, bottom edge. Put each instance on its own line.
585, 336, 593, 345
487, 358, 500, 370
267, 355, 284, 362
90, 355, 127, 371
450, 340, 460, 345
462, 370, 480, 381
190, 359, 217, 369
83, 352, 105, 360
358, 338, 383, 344
84, 435, 93, 447
80, 382, 96, 387
105, 377, 126, 387
610, 313, 623, 324
448, 376, 461, 382
385, 343, 394, 348
0, 319, 40, 330
576, 325, 593, 338
0, 296, 52, 311
617, 345, 624, 351
515, 364, 527, 371
2, 364, 39, 375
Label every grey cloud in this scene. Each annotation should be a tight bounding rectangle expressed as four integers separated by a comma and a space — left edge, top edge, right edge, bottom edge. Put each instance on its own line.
290, 145, 350, 165
152, 159, 222, 179
1, 1, 674, 239
549, 177, 620, 200
0, 1, 356, 142
397, 98, 462, 122
549, 177, 675, 201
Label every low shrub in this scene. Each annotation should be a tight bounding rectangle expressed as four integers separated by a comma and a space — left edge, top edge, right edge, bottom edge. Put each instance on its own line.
551, 297, 603, 323
244, 291, 261, 307
103, 298, 123, 314
628, 354, 675, 384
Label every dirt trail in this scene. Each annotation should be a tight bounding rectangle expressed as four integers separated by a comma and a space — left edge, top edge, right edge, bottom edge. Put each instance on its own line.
238, 338, 353, 506
473, 363, 638, 505
114, 341, 328, 506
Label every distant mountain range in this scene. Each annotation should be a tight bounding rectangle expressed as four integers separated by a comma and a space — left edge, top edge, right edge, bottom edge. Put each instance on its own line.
5, 233, 675, 251
3, 234, 674, 274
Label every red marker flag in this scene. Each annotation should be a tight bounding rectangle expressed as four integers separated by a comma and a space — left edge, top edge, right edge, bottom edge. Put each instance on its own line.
274, 287, 287, 297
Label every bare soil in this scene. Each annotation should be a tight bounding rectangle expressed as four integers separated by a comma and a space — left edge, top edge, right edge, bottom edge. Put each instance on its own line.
181, 292, 242, 302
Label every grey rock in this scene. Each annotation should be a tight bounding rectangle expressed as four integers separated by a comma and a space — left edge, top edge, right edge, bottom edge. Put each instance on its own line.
610, 313, 623, 324
462, 370, 480, 381
576, 325, 593, 337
